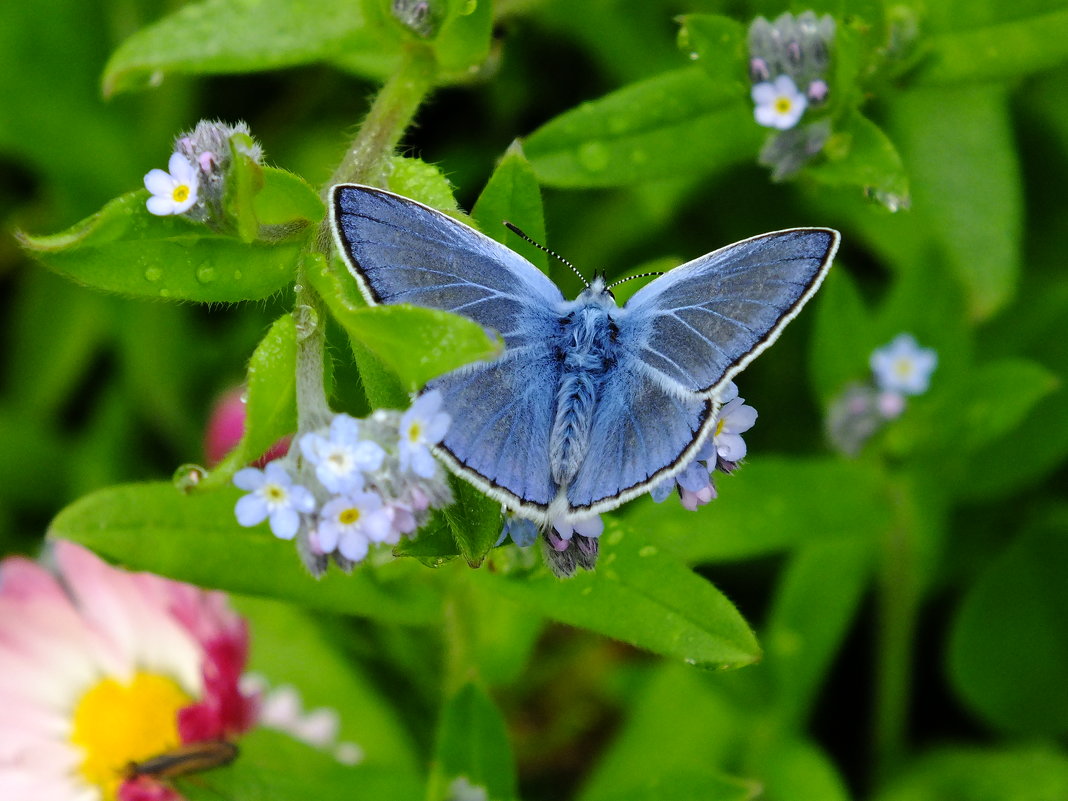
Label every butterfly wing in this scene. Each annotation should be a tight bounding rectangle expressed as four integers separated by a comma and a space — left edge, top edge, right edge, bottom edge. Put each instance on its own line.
565, 228, 839, 515
330, 185, 564, 345
330, 184, 565, 516
621, 228, 840, 396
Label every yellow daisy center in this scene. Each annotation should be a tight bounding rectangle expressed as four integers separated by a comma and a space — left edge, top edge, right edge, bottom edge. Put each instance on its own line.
70, 671, 192, 800
774, 96, 793, 114
172, 184, 191, 203
339, 507, 361, 525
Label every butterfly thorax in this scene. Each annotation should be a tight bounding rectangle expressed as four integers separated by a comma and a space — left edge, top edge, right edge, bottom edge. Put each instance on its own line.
548, 283, 621, 487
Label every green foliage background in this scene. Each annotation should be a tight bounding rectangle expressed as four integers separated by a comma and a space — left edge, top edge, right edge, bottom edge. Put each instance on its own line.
2, 0, 1068, 799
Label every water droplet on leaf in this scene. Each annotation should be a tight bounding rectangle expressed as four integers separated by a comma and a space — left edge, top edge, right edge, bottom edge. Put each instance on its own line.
144, 267, 163, 282
173, 463, 207, 492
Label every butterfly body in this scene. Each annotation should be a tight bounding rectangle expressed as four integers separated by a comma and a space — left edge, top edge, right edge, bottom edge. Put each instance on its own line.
330, 185, 839, 527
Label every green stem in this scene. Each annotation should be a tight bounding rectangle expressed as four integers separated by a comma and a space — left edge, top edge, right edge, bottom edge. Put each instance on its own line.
323, 43, 437, 191
292, 43, 437, 433
872, 477, 919, 787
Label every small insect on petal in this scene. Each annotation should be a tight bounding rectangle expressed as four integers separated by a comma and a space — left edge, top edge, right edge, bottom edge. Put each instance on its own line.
126, 740, 239, 780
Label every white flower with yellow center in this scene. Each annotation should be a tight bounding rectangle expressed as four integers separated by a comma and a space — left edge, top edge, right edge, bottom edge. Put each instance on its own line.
870, 333, 938, 396
398, 391, 450, 479
233, 462, 316, 540
143, 153, 199, 216
0, 542, 255, 801
299, 414, 385, 494
751, 74, 809, 130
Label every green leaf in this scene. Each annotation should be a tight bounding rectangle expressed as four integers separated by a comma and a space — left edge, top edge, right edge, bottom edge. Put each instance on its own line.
887, 85, 1022, 320
307, 252, 502, 393
948, 518, 1068, 736
428, 683, 518, 801
894, 358, 1057, 457
676, 14, 748, 89
524, 66, 760, 188
622, 458, 887, 563
483, 519, 761, 668
472, 141, 548, 271
48, 482, 442, 625
432, 0, 493, 76
876, 746, 1068, 801
916, 8, 1068, 85
577, 662, 743, 801
201, 314, 298, 489
386, 156, 460, 213
238, 596, 420, 770
760, 740, 851, 801
806, 112, 910, 208
102, 0, 393, 96
178, 728, 423, 801
19, 191, 302, 302
440, 477, 502, 568
225, 131, 264, 243
254, 167, 324, 227
766, 540, 874, 730
593, 773, 760, 801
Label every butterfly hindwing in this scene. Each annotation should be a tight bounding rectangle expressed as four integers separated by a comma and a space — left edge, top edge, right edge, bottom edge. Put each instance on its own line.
331, 185, 564, 346
565, 353, 715, 513
622, 228, 839, 395
429, 346, 560, 511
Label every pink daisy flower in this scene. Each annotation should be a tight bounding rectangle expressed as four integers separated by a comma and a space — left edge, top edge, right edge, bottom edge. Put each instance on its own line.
0, 542, 257, 801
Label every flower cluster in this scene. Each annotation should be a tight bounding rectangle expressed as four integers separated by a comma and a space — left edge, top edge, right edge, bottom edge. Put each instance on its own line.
0, 541, 256, 801
233, 392, 453, 576
826, 333, 938, 455
144, 120, 263, 227
747, 11, 836, 179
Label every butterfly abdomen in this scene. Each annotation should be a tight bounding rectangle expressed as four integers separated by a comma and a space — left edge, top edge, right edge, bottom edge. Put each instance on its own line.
549, 304, 617, 486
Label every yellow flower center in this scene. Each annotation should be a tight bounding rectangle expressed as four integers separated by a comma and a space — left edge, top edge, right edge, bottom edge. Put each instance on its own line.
407, 422, 422, 443
774, 96, 793, 114
339, 507, 361, 525
70, 671, 192, 800
264, 484, 287, 502
172, 184, 191, 203
715, 418, 726, 437
893, 358, 914, 379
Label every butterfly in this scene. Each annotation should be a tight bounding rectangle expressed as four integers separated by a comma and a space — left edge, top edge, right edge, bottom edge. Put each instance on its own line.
330, 185, 839, 529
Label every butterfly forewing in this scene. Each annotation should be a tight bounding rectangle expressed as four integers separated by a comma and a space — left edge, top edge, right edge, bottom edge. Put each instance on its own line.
621, 228, 839, 396
331, 186, 564, 346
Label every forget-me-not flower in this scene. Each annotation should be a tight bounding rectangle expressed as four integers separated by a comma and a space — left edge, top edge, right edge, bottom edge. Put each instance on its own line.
712, 382, 758, 465
870, 333, 938, 396
315, 492, 393, 562
300, 413, 386, 493
234, 462, 316, 539
751, 75, 809, 130
144, 152, 200, 216
398, 390, 451, 478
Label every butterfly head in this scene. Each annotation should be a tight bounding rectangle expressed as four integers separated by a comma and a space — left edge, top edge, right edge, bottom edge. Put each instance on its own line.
576, 274, 617, 307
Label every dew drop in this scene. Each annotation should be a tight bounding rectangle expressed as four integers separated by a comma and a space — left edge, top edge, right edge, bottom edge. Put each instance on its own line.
159, 289, 171, 298
689, 51, 700, 60
173, 463, 207, 492
578, 141, 610, 172
233, 270, 243, 280
294, 304, 319, 340
195, 263, 216, 284
144, 267, 163, 282
638, 545, 657, 557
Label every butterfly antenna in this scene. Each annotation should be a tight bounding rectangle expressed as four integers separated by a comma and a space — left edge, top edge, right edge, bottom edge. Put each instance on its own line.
606, 271, 665, 290
504, 221, 588, 288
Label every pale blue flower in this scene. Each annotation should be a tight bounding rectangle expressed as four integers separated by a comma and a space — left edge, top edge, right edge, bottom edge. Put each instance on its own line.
500, 517, 539, 548
713, 383, 758, 463
870, 334, 938, 396
144, 152, 199, 215
398, 391, 450, 478
300, 414, 386, 493
234, 462, 315, 539
315, 491, 393, 562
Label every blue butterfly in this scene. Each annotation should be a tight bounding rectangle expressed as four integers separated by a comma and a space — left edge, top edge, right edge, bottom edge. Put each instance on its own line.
330, 185, 839, 529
